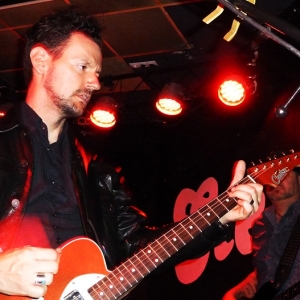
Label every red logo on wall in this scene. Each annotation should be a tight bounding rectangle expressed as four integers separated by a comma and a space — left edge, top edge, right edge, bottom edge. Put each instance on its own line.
173, 177, 266, 284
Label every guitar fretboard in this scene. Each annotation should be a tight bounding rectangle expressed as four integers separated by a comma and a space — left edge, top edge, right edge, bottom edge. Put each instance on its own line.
87, 176, 255, 300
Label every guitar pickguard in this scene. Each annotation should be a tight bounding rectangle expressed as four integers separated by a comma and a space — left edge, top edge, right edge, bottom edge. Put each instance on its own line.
61, 273, 105, 300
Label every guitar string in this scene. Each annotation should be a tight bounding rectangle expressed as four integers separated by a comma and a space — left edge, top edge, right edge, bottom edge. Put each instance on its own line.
91, 164, 280, 299
90, 163, 276, 299
90, 156, 299, 299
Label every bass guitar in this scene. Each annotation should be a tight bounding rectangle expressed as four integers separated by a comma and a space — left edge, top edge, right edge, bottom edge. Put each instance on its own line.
241, 278, 300, 300
1, 150, 300, 300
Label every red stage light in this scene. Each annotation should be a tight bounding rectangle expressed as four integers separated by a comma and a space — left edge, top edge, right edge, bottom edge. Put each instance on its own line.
89, 96, 117, 128
218, 79, 245, 106
156, 82, 183, 115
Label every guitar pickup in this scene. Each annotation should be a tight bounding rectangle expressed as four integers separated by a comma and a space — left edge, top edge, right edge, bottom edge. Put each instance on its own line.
63, 290, 84, 300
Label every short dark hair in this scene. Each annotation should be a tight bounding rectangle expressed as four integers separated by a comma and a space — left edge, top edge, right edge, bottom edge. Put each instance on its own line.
23, 6, 104, 86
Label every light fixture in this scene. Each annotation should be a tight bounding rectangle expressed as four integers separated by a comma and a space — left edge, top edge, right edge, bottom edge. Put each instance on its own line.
218, 79, 246, 106
156, 82, 184, 115
89, 96, 118, 128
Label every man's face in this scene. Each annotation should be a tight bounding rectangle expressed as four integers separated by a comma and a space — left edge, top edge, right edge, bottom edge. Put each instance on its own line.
44, 32, 102, 118
265, 171, 300, 202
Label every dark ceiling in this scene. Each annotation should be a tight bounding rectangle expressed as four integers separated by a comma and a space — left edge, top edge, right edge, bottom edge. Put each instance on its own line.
1, 0, 300, 109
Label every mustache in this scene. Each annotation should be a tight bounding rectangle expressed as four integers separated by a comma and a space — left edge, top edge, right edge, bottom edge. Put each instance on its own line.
73, 89, 93, 101
73, 89, 93, 96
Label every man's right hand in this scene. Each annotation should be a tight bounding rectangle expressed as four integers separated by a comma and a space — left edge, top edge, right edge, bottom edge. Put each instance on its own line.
0, 246, 60, 298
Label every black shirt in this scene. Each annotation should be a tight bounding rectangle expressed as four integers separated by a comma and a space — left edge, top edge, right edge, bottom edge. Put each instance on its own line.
13, 103, 84, 248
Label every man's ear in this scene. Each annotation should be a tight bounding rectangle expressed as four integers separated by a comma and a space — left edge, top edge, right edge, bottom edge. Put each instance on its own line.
30, 45, 51, 75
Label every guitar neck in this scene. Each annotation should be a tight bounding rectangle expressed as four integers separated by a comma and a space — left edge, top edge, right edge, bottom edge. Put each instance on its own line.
76, 151, 300, 299
88, 176, 255, 299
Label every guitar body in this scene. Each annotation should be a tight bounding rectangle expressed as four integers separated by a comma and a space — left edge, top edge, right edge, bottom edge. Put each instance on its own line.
0, 237, 110, 300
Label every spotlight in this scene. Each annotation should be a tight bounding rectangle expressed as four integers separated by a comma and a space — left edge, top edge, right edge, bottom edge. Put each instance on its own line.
89, 96, 118, 128
218, 78, 246, 106
156, 82, 183, 115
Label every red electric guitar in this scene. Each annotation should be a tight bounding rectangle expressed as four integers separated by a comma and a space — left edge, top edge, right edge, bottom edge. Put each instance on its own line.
1, 150, 300, 300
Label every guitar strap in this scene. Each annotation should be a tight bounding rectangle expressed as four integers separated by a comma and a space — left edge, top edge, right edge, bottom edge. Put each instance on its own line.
272, 213, 300, 290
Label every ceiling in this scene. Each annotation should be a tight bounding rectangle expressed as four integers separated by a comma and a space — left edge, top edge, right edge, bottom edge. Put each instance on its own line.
1, 0, 300, 127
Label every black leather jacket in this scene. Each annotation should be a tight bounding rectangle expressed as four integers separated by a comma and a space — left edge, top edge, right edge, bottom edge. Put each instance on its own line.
0, 103, 233, 271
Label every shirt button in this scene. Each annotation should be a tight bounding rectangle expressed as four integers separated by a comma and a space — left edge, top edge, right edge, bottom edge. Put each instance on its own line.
56, 238, 62, 244
52, 212, 58, 217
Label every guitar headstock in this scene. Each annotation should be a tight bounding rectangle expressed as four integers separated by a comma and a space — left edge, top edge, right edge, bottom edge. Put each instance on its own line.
247, 150, 300, 187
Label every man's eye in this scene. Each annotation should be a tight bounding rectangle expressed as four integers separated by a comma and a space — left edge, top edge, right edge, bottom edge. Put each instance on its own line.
79, 65, 87, 70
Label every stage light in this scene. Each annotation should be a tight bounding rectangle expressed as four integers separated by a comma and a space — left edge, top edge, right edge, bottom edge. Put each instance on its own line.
89, 96, 118, 128
218, 79, 246, 106
156, 82, 183, 115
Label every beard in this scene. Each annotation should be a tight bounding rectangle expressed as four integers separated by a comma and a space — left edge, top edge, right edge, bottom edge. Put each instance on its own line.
267, 190, 293, 201
266, 186, 294, 202
44, 70, 92, 118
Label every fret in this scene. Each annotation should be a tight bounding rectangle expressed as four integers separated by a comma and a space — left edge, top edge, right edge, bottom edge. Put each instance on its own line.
125, 256, 145, 279
110, 266, 132, 289
181, 215, 202, 235
195, 208, 211, 226
89, 277, 115, 300
159, 234, 179, 252
170, 228, 186, 246
206, 202, 220, 218
188, 212, 207, 234
107, 267, 130, 293
217, 196, 237, 214
135, 255, 151, 273
188, 216, 201, 233
117, 263, 137, 283
106, 269, 130, 295
154, 238, 171, 258
177, 222, 194, 239
213, 199, 232, 219
102, 275, 122, 298
139, 248, 159, 269
216, 195, 230, 212
121, 259, 144, 282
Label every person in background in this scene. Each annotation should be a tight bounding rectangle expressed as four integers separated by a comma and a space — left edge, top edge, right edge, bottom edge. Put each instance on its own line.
0, 6, 262, 299
222, 167, 300, 300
